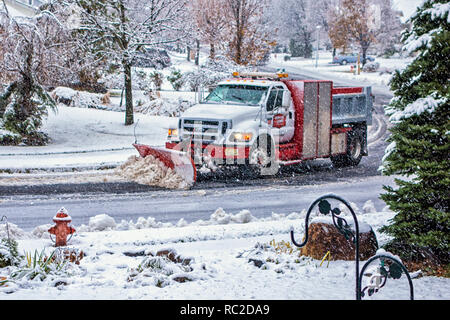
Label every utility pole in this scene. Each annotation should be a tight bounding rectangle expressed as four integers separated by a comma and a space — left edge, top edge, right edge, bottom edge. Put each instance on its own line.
315, 25, 321, 68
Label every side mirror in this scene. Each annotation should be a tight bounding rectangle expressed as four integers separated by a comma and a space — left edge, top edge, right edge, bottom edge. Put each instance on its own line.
282, 90, 291, 108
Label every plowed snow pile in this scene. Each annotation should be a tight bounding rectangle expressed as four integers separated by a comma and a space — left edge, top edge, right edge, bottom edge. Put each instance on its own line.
115, 155, 190, 189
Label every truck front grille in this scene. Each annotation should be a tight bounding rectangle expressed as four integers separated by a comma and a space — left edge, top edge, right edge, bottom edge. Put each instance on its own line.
180, 119, 230, 145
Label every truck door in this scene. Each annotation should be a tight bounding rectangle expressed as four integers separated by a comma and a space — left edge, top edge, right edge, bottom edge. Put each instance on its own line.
266, 86, 295, 143
302, 81, 332, 158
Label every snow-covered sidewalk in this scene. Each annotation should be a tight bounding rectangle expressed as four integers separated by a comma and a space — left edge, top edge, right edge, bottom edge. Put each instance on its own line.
0, 203, 449, 300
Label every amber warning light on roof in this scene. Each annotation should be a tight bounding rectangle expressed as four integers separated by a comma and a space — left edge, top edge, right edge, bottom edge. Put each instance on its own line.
232, 71, 289, 80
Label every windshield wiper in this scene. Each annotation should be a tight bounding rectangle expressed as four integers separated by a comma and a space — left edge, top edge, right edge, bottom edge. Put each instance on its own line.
208, 90, 223, 103
231, 95, 244, 102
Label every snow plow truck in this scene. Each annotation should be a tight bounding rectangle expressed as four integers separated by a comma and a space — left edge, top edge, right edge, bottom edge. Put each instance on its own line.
133, 71, 373, 185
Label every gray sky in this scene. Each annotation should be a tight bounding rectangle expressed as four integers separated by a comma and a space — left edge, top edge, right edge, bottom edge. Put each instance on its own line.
392, 0, 424, 21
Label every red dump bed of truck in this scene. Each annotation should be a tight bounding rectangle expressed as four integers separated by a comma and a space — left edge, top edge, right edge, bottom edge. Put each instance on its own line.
279, 80, 366, 161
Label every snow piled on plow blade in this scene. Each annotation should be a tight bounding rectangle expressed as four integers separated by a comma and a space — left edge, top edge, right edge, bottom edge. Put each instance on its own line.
115, 155, 192, 190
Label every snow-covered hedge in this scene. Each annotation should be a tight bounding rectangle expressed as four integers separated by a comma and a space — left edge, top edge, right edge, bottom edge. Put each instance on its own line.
50, 87, 111, 110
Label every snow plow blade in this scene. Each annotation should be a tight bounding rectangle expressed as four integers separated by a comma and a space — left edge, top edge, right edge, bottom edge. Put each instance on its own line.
132, 144, 197, 185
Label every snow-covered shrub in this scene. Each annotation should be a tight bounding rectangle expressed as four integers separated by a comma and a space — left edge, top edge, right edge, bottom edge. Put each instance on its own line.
126, 249, 207, 288
182, 56, 251, 91
378, 66, 395, 75
10, 249, 68, 281
134, 70, 153, 96
166, 69, 185, 91
99, 70, 151, 91
362, 61, 380, 72
127, 256, 186, 288
182, 68, 226, 92
0, 129, 21, 146
237, 241, 315, 272
0, 238, 20, 268
50, 87, 110, 110
31, 224, 52, 239
0, 82, 56, 146
149, 71, 164, 91
134, 97, 194, 117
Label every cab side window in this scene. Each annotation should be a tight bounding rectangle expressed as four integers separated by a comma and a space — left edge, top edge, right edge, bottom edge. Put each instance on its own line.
266, 86, 284, 112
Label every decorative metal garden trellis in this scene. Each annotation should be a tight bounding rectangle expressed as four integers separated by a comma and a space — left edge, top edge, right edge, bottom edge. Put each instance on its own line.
358, 253, 414, 300
290, 194, 414, 300
1, 215, 15, 264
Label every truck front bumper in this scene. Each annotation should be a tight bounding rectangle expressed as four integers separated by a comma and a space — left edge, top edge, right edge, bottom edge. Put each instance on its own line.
166, 142, 250, 164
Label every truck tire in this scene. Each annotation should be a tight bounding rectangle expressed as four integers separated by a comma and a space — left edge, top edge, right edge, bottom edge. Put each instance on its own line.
331, 130, 363, 168
248, 136, 279, 176
341, 60, 348, 65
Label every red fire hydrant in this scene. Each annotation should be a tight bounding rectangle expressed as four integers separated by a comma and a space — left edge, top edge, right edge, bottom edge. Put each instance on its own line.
48, 207, 76, 247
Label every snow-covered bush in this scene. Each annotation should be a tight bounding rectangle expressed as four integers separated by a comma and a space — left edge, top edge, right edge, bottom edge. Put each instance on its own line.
182, 56, 251, 91
134, 97, 194, 117
0, 238, 20, 268
10, 249, 69, 281
149, 71, 164, 91
0, 129, 21, 146
237, 241, 315, 272
166, 69, 185, 91
362, 61, 380, 72
126, 248, 208, 288
0, 82, 56, 146
51, 87, 109, 109
182, 68, 227, 92
99, 70, 150, 91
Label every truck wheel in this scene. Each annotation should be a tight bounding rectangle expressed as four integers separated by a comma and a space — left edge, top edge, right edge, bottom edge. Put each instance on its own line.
331, 131, 363, 168
248, 136, 279, 176
341, 60, 348, 65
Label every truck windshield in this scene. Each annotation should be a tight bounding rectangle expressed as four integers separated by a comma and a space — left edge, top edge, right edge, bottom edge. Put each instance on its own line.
203, 84, 268, 106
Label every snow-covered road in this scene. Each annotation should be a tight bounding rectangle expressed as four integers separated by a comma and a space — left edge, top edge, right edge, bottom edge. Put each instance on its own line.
0, 175, 396, 231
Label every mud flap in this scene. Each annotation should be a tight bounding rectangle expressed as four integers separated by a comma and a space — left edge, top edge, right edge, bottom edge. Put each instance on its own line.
133, 144, 197, 186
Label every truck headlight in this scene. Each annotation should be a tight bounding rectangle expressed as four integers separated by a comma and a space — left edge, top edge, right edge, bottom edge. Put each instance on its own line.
229, 132, 253, 142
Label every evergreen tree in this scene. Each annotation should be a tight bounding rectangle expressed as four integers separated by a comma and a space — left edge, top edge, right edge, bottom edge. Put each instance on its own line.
380, 0, 450, 267
289, 37, 312, 58
0, 3, 64, 145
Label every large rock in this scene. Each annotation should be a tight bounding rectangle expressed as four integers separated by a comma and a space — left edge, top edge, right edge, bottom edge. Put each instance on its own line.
300, 216, 378, 261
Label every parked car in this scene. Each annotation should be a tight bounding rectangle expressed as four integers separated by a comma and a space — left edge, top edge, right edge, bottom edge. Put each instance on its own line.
132, 48, 172, 69
332, 53, 375, 65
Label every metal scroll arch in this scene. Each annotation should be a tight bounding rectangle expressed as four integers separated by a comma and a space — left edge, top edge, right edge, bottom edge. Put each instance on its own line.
290, 194, 414, 300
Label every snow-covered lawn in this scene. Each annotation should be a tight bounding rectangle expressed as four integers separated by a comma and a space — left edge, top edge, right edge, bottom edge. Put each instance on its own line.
0, 204, 449, 300
0, 105, 176, 172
